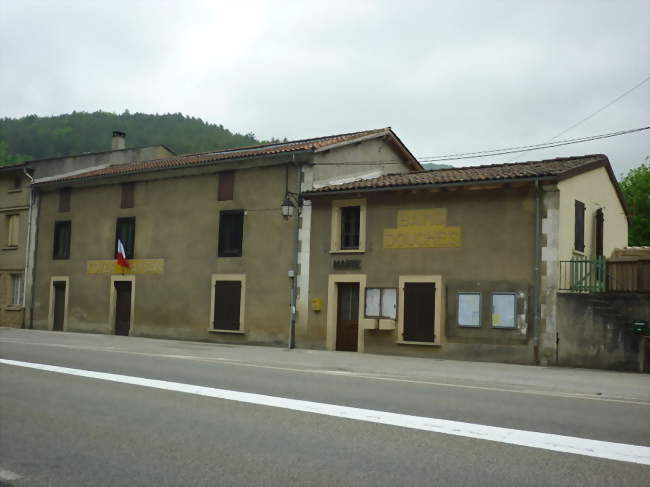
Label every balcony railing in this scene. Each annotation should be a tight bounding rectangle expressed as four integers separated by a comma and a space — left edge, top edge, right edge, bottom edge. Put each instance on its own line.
559, 256, 607, 293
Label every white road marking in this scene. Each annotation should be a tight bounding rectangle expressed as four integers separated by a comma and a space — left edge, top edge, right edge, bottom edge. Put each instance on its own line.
0, 467, 22, 481
2, 338, 647, 406
2, 359, 649, 466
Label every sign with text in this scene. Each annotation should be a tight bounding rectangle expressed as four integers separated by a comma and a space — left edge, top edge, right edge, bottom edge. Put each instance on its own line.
384, 208, 461, 249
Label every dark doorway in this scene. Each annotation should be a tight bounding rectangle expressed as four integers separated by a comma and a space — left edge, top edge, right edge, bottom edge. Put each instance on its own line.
336, 282, 359, 351
213, 281, 242, 330
403, 282, 436, 342
114, 281, 132, 336
52, 281, 66, 331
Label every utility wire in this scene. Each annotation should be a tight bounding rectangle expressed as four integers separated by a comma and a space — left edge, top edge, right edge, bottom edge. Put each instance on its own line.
506, 75, 650, 161
316, 125, 650, 165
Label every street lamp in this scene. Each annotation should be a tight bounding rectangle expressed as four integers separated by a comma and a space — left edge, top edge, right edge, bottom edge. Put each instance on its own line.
280, 192, 301, 219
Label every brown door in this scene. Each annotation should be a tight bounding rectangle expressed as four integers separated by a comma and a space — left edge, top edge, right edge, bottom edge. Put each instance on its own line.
213, 281, 241, 330
336, 282, 359, 351
52, 281, 66, 331
403, 282, 435, 342
114, 281, 132, 336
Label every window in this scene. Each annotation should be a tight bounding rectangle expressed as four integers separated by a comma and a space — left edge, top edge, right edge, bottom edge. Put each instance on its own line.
458, 292, 481, 327
115, 217, 135, 259
574, 200, 585, 252
12, 176, 22, 190
6, 214, 19, 247
121, 183, 135, 209
330, 199, 366, 252
491, 293, 516, 328
365, 288, 397, 319
218, 171, 234, 201
218, 210, 244, 257
11, 273, 24, 306
53, 221, 71, 259
59, 188, 71, 212
341, 206, 360, 249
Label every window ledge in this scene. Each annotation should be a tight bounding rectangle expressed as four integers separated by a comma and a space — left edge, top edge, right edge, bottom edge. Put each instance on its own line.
330, 249, 366, 254
7, 188, 22, 193
397, 340, 441, 347
4, 305, 24, 311
572, 250, 587, 257
2, 246, 18, 251
209, 329, 246, 334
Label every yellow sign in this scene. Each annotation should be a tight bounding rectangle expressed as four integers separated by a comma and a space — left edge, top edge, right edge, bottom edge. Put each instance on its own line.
86, 259, 165, 275
383, 209, 462, 249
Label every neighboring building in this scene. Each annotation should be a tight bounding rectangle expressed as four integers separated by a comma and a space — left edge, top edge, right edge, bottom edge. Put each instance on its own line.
29, 129, 421, 342
301, 154, 633, 366
0, 132, 174, 328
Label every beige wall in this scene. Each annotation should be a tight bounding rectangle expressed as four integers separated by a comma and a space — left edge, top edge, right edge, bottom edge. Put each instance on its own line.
557, 167, 628, 261
0, 169, 30, 326
32, 162, 299, 343
303, 185, 537, 364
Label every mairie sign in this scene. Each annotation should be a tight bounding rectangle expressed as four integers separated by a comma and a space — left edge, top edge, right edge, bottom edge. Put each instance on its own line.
384, 209, 461, 249
86, 259, 165, 275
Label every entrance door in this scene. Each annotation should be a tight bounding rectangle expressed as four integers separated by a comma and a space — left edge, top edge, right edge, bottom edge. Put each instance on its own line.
52, 281, 66, 331
403, 282, 435, 342
114, 281, 132, 336
213, 281, 242, 331
336, 282, 359, 351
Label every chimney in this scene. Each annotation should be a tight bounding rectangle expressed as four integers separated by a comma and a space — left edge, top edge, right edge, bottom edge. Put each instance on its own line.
112, 131, 126, 150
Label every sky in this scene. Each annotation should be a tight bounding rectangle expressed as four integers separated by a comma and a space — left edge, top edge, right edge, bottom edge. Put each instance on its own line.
1, 0, 648, 176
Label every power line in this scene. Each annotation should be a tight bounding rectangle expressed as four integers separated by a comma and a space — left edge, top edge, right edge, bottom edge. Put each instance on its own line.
506, 75, 650, 161
316, 125, 649, 165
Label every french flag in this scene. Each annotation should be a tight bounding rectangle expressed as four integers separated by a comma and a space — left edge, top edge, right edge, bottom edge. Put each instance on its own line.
116, 239, 130, 269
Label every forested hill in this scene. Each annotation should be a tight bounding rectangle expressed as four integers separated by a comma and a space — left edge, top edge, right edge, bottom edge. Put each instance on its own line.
0, 111, 269, 165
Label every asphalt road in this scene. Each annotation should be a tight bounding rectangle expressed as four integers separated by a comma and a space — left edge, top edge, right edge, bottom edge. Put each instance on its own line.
1, 328, 649, 486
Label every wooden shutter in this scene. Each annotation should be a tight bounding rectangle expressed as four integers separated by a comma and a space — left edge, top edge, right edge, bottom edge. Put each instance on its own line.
59, 189, 71, 212
574, 200, 585, 252
218, 171, 234, 201
121, 183, 135, 209
213, 281, 241, 330
403, 283, 436, 342
595, 208, 604, 257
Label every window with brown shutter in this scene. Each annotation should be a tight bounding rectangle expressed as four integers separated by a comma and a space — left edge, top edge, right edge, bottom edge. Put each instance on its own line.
574, 200, 585, 252
595, 208, 604, 257
218, 171, 234, 201
59, 188, 71, 212
121, 183, 135, 208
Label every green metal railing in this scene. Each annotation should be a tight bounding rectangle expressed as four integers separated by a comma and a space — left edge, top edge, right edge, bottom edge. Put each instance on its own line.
559, 256, 607, 292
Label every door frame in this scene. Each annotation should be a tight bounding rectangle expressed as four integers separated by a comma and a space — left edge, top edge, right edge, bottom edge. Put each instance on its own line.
326, 274, 368, 352
209, 273, 246, 334
48, 276, 69, 331
108, 275, 135, 335
397, 275, 444, 346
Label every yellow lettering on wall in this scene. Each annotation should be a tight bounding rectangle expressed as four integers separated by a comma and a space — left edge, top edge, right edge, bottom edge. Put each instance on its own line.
86, 259, 165, 275
384, 209, 461, 249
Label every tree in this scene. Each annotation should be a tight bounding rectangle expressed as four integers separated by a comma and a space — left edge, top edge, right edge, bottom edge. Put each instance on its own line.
619, 161, 650, 246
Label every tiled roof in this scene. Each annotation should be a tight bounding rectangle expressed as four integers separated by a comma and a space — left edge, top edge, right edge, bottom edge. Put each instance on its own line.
37, 128, 402, 184
310, 154, 610, 192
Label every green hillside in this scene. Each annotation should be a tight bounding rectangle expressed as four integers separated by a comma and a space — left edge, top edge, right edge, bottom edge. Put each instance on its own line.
0, 111, 274, 165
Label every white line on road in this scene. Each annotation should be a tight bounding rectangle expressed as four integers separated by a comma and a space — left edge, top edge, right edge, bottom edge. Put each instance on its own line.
0, 467, 22, 481
2, 358, 650, 466
2, 338, 648, 406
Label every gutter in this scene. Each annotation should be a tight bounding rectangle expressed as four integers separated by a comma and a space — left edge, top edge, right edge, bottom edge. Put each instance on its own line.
22, 169, 34, 327
532, 178, 542, 364
303, 175, 558, 197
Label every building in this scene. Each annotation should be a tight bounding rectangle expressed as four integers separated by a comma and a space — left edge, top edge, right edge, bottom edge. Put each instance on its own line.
0, 132, 174, 328
301, 154, 636, 366
28, 129, 421, 342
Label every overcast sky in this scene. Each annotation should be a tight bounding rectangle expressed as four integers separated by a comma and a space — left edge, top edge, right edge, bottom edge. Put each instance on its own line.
1, 0, 648, 176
